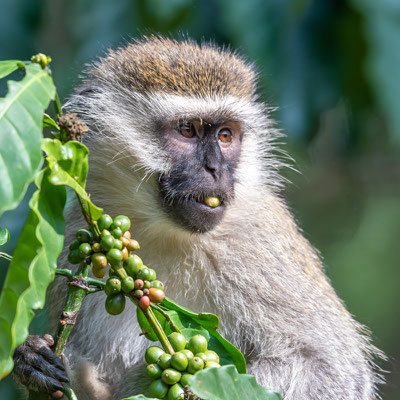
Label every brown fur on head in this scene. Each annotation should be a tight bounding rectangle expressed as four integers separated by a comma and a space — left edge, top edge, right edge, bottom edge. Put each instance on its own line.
90, 36, 257, 99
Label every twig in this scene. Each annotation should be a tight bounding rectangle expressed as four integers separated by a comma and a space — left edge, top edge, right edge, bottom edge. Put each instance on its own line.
151, 303, 182, 334
55, 268, 74, 280
128, 295, 175, 355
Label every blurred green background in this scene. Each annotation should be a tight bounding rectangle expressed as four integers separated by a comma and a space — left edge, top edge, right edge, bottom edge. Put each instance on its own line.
0, 0, 399, 398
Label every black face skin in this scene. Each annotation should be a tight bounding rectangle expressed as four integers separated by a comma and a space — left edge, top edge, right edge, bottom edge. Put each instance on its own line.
159, 119, 243, 233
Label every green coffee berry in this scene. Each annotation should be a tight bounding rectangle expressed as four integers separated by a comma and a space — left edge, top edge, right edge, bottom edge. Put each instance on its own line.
100, 235, 115, 251
167, 383, 185, 400
205, 350, 219, 363
204, 196, 220, 208
69, 240, 80, 250
78, 243, 92, 258
157, 353, 172, 370
137, 267, 151, 281
145, 347, 165, 364
188, 335, 207, 355
146, 363, 162, 380
187, 357, 204, 374
92, 242, 102, 252
92, 253, 108, 269
121, 276, 135, 293
112, 227, 123, 239
148, 379, 169, 399
180, 349, 194, 362
113, 239, 123, 250
151, 280, 164, 290
195, 352, 207, 364
205, 361, 221, 368
76, 229, 93, 243
97, 214, 113, 231
68, 249, 82, 264
133, 289, 143, 298
148, 268, 157, 281
112, 215, 131, 232
107, 248, 123, 263
168, 333, 187, 352
104, 278, 121, 296
171, 352, 188, 371
105, 293, 125, 315
123, 255, 143, 277
101, 229, 111, 238
180, 373, 193, 387
143, 280, 151, 289
92, 265, 106, 279
161, 369, 181, 385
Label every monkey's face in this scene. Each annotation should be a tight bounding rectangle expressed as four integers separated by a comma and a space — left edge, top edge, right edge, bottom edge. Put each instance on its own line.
75, 39, 276, 239
159, 119, 242, 233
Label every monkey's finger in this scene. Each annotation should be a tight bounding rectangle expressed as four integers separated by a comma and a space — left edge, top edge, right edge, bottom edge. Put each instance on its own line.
17, 364, 65, 393
30, 353, 69, 383
38, 346, 66, 372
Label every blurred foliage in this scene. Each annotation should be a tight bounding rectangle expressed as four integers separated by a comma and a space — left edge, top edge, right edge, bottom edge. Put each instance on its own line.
0, 0, 399, 398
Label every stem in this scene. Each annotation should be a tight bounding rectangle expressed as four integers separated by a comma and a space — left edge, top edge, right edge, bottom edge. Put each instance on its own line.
75, 194, 101, 240
63, 385, 79, 400
53, 262, 91, 356
151, 304, 182, 334
53, 90, 63, 117
129, 295, 174, 355
56, 268, 74, 280
86, 277, 105, 289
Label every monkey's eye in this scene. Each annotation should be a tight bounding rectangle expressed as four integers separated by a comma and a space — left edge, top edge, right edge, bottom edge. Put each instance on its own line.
178, 123, 196, 139
218, 128, 232, 144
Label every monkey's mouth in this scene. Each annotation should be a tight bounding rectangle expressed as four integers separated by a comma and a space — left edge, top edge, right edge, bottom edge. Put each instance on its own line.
159, 188, 230, 233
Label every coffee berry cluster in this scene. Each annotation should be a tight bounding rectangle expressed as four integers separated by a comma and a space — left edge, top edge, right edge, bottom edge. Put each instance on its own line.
67, 214, 165, 315
145, 333, 221, 400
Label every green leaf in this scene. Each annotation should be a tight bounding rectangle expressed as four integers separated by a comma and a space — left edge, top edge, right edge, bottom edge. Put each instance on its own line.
189, 365, 282, 400
0, 60, 23, 80
0, 168, 66, 379
0, 229, 10, 246
43, 113, 59, 130
121, 395, 159, 400
42, 138, 103, 220
162, 297, 219, 329
0, 62, 56, 217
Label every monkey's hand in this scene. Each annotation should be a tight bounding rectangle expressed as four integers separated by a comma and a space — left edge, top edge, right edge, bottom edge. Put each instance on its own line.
12, 334, 69, 395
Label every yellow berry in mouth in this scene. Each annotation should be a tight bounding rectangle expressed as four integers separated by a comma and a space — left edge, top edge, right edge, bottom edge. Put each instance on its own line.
203, 196, 220, 208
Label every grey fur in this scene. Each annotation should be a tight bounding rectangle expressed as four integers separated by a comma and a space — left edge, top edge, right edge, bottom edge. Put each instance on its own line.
16, 38, 384, 399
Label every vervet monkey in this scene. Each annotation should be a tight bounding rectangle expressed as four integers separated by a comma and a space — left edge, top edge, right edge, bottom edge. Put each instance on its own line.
13, 37, 383, 400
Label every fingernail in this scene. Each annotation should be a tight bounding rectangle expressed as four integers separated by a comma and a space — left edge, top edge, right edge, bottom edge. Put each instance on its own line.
43, 334, 54, 347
